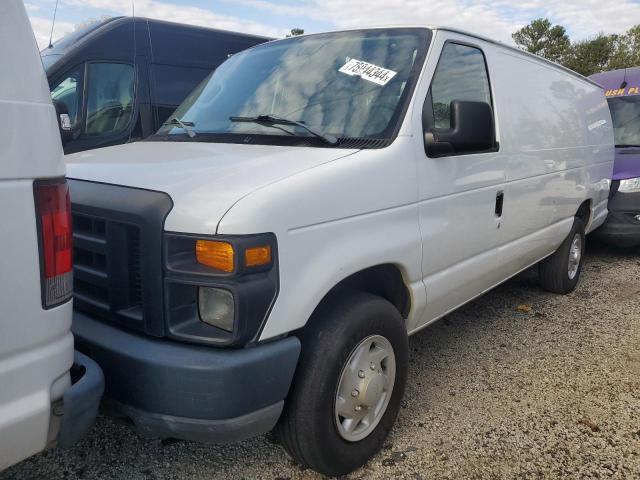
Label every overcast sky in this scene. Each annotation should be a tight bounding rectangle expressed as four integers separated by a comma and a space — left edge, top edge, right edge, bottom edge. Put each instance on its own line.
27, 0, 640, 50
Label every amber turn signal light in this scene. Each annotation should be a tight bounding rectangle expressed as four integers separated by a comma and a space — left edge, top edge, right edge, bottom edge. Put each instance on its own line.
245, 245, 272, 268
195, 240, 234, 272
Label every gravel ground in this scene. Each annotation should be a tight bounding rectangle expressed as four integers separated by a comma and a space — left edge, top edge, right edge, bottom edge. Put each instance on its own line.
3, 239, 639, 480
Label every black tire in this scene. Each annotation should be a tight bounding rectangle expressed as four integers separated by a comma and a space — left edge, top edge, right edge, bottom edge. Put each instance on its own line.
275, 291, 408, 476
538, 217, 586, 294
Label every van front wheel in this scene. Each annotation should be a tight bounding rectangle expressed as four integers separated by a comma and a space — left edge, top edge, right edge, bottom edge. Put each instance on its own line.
538, 217, 586, 294
275, 292, 408, 476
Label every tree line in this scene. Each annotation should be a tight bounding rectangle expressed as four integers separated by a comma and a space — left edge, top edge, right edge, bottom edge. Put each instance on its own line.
513, 18, 640, 76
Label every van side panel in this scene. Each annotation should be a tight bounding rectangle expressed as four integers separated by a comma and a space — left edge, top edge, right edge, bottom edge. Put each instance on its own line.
485, 49, 613, 279
0, 0, 72, 469
407, 31, 613, 331
491, 50, 613, 249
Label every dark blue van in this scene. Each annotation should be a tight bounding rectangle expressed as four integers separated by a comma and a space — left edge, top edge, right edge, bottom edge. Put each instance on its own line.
42, 17, 271, 154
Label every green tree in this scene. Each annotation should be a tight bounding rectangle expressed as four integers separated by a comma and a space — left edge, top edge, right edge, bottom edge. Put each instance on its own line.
564, 34, 617, 76
607, 25, 640, 70
514, 19, 640, 75
286, 28, 304, 38
512, 18, 571, 63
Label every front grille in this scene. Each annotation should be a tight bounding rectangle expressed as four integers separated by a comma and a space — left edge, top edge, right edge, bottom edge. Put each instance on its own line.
128, 232, 143, 307
68, 179, 173, 337
73, 213, 145, 329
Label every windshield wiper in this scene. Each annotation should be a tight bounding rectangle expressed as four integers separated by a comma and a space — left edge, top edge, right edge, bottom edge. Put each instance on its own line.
163, 117, 196, 138
615, 144, 640, 148
229, 114, 338, 145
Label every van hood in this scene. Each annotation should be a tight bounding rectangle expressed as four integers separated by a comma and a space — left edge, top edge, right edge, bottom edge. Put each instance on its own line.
66, 141, 358, 234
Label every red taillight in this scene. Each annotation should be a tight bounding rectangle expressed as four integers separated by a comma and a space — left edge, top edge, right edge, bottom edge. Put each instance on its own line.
34, 179, 73, 308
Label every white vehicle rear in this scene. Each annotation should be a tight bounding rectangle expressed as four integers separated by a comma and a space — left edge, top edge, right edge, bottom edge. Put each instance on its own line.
0, 0, 103, 471
65, 26, 614, 476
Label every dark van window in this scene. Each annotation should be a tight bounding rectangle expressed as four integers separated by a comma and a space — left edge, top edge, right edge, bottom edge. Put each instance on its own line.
607, 95, 640, 147
151, 64, 211, 126
51, 66, 83, 130
85, 63, 135, 137
430, 43, 491, 129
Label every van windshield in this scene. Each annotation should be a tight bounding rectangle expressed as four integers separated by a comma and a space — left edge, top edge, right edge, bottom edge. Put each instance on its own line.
608, 95, 640, 147
155, 28, 430, 147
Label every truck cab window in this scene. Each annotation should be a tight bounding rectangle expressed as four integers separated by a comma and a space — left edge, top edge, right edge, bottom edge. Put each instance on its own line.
51, 67, 83, 130
85, 63, 134, 137
430, 43, 492, 129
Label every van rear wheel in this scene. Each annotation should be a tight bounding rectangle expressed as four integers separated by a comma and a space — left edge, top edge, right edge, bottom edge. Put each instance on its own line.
275, 291, 408, 476
538, 217, 586, 294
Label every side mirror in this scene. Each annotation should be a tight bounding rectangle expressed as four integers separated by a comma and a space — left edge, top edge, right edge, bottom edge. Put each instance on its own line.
53, 100, 74, 144
424, 100, 495, 156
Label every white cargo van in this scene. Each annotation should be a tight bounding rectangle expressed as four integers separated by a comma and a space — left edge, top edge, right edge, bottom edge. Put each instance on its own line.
66, 27, 614, 475
0, 0, 103, 471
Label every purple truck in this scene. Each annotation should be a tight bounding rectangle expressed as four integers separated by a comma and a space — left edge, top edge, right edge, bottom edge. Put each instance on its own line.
590, 67, 640, 247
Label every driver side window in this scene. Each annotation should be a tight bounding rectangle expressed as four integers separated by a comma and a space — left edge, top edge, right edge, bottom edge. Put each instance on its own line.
51, 66, 83, 130
84, 63, 134, 137
430, 43, 491, 129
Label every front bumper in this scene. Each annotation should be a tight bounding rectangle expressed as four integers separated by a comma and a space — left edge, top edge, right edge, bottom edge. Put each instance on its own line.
72, 311, 301, 443
594, 189, 640, 248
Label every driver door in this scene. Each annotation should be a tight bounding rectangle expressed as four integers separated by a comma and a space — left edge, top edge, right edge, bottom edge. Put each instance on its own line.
413, 35, 507, 329
51, 62, 136, 154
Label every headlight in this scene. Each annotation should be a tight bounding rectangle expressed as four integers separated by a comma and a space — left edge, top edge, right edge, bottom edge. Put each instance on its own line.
195, 240, 235, 272
619, 177, 640, 193
198, 287, 235, 332
164, 232, 278, 346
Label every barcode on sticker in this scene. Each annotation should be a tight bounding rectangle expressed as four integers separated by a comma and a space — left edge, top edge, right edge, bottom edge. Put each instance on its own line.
339, 59, 397, 86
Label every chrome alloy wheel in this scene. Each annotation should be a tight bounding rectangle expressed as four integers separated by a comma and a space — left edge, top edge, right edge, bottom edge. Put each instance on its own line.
568, 233, 582, 280
334, 335, 396, 442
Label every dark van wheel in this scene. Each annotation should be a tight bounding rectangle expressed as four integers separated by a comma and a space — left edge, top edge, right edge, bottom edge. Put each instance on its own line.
538, 217, 586, 294
275, 291, 408, 476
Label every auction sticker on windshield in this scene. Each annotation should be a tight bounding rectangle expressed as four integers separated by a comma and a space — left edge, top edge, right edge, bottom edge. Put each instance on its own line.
339, 59, 397, 86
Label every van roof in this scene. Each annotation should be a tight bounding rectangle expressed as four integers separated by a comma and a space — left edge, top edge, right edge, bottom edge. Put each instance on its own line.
589, 66, 640, 94
41, 16, 272, 59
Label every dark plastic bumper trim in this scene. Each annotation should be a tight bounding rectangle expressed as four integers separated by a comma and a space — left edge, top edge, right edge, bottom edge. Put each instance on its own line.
57, 351, 105, 448
108, 399, 284, 444
72, 311, 300, 441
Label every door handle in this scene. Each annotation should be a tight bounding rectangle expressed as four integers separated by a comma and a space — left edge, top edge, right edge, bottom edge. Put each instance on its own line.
495, 190, 504, 217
